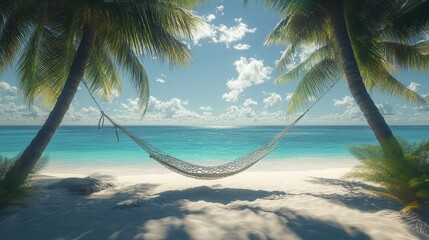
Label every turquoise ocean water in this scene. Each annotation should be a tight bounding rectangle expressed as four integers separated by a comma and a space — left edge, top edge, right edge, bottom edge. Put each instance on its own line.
0, 125, 428, 172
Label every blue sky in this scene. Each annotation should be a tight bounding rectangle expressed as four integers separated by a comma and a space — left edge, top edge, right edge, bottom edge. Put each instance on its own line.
0, 0, 428, 126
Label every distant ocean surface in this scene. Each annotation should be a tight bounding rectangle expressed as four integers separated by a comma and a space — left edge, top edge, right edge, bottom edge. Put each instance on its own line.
1, 125, 428, 172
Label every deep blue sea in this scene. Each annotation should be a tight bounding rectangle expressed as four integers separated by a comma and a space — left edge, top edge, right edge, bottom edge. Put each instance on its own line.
0, 125, 428, 172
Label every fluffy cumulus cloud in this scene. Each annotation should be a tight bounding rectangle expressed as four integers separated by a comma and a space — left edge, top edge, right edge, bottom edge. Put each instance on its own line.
0, 81, 18, 102
205, 14, 216, 22
220, 105, 257, 121
242, 98, 257, 107
277, 43, 320, 71
376, 102, 395, 116
285, 92, 293, 102
222, 57, 273, 102
105, 89, 120, 102
415, 98, 429, 111
199, 106, 213, 111
405, 82, 429, 111
233, 43, 251, 50
192, 7, 256, 47
407, 82, 422, 92
216, 5, 224, 14
0, 82, 17, 94
333, 96, 354, 107
214, 18, 256, 47
147, 96, 201, 120
192, 22, 217, 45
263, 93, 282, 108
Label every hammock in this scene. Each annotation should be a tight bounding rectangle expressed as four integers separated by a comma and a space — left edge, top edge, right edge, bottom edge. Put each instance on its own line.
83, 81, 335, 180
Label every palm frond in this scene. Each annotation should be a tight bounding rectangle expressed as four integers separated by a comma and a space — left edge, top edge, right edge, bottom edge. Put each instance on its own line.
17, 22, 60, 106
276, 45, 336, 81
391, 0, 429, 39
268, 11, 330, 45
101, 2, 201, 66
286, 58, 341, 114
372, 71, 427, 106
85, 39, 122, 103
109, 41, 149, 116
0, 7, 35, 71
265, 17, 290, 45
382, 40, 429, 71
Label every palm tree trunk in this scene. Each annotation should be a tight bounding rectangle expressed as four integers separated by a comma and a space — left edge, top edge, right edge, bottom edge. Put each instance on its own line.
3, 23, 97, 190
331, 7, 404, 160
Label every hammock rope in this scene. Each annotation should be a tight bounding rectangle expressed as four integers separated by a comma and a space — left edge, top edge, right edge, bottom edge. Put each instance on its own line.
82, 80, 336, 179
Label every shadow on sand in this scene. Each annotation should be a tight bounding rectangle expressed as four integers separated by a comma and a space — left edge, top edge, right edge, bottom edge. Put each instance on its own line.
307, 177, 402, 212
308, 177, 429, 238
0, 183, 377, 240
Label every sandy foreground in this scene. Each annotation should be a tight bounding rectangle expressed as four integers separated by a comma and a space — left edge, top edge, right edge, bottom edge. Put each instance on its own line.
1, 166, 428, 240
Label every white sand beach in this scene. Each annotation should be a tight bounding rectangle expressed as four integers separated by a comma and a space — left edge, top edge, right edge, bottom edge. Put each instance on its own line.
1, 162, 428, 240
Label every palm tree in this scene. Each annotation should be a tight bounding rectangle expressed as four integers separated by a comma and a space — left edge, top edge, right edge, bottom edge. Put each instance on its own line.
0, 0, 203, 190
262, 0, 429, 160
390, 0, 429, 40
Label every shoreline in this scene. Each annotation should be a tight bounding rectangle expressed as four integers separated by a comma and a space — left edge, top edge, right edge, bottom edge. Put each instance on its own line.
39, 156, 359, 177
2, 166, 428, 240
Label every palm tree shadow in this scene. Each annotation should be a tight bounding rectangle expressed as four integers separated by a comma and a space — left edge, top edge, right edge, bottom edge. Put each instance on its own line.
237, 206, 371, 240
307, 177, 402, 212
6, 182, 423, 240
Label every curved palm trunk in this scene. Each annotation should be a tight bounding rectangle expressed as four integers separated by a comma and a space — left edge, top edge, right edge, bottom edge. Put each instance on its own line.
331, 7, 404, 160
3, 23, 97, 190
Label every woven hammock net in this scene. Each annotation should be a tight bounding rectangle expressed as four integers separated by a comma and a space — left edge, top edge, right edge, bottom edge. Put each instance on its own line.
83, 80, 334, 180
102, 113, 305, 180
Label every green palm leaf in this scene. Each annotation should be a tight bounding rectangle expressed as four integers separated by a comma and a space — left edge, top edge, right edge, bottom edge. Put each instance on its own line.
286, 58, 341, 114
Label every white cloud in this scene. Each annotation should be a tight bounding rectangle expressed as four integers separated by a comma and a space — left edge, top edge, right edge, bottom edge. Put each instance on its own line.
243, 98, 257, 107
206, 14, 216, 22
285, 92, 293, 102
81, 106, 99, 114
233, 43, 251, 50
200, 106, 213, 111
220, 105, 257, 120
0, 82, 17, 94
192, 22, 217, 45
0, 100, 104, 125
156, 78, 165, 84
222, 57, 273, 102
376, 102, 395, 116
407, 82, 422, 92
263, 93, 282, 108
412, 92, 429, 111
147, 96, 200, 120
277, 43, 320, 71
105, 89, 120, 102
191, 14, 256, 47
307, 95, 316, 102
216, 5, 224, 14
214, 18, 256, 47
0, 81, 18, 102
117, 96, 202, 122
333, 96, 354, 107
120, 97, 140, 112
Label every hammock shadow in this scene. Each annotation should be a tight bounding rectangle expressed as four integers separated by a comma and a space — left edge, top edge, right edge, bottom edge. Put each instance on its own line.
115, 185, 286, 208
307, 177, 402, 212
148, 186, 286, 205
1, 182, 413, 240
